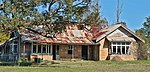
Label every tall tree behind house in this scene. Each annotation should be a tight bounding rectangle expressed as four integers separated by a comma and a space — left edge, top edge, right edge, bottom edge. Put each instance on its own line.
116, 0, 123, 24
135, 16, 150, 60
0, 0, 107, 39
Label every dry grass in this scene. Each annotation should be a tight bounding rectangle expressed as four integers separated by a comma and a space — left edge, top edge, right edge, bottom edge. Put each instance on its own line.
0, 60, 150, 72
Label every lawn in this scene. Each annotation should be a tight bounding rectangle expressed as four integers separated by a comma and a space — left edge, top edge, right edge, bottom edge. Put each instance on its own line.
0, 60, 150, 72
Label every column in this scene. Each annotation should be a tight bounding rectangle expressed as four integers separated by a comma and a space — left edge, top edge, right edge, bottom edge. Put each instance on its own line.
23, 42, 26, 62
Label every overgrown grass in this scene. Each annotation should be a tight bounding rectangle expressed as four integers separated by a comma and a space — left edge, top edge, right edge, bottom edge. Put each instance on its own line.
0, 60, 150, 72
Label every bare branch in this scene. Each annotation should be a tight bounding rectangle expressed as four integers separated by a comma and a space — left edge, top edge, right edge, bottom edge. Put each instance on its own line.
48, 0, 56, 11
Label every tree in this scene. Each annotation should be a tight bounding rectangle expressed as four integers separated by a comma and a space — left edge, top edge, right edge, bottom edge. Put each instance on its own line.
82, 0, 108, 28
116, 0, 123, 23
0, 32, 9, 44
0, 0, 107, 39
135, 16, 150, 60
142, 16, 150, 37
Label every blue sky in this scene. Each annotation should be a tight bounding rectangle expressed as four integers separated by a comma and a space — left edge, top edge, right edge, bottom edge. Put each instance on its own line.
100, 0, 150, 31
1, 0, 150, 31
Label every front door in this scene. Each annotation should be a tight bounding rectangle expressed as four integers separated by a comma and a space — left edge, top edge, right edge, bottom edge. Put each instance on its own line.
52, 45, 60, 60
82, 45, 88, 60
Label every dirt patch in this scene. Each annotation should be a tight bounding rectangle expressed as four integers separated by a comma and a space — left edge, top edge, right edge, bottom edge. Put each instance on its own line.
111, 56, 123, 62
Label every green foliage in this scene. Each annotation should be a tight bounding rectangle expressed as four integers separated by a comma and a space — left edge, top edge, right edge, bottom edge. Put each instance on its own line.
142, 16, 150, 37
0, 0, 107, 37
82, 1, 108, 28
136, 29, 149, 59
0, 32, 9, 43
135, 16, 150, 60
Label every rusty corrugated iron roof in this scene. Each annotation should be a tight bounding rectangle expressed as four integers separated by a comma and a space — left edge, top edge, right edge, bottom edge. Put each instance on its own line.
19, 26, 95, 44
19, 27, 44, 42
39, 30, 95, 45
18, 24, 144, 44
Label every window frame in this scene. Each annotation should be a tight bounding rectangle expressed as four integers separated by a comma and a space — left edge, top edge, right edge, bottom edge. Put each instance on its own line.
32, 44, 37, 53
42, 45, 47, 53
68, 45, 74, 55
111, 42, 131, 55
32, 43, 52, 54
10, 40, 18, 54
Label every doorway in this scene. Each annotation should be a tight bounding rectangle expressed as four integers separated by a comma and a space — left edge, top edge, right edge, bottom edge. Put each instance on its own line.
52, 45, 60, 60
82, 45, 88, 60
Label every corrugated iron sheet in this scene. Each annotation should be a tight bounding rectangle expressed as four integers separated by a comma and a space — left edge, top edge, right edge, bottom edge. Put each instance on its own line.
39, 30, 94, 44
19, 27, 95, 44
20, 27, 43, 42
19, 24, 137, 45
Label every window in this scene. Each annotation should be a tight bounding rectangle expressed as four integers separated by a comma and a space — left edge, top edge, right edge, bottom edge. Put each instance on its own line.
42, 45, 46, 53
48, 45, 51, 54
14, 45, 18, 53
122, 46, 125, 54
10, 41, 18, 53
111, 42, 131, 55
33, 44, 37, 53
68, 45, 74, 54
38, 45, 41, 53
112, 46, 116, 54
117, 46, 121, 54
32, 44, 52, 54
46, 45, 52, 54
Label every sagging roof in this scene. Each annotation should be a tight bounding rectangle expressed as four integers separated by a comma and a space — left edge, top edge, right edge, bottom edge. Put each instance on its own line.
18, 23, 144, 45
19, 26, 95, 45
19, 27, 44, 42
39, 30, 95, 45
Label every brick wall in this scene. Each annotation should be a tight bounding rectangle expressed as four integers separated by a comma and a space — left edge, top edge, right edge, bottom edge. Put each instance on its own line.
60, 45, 68, 59
60, 45, 82, 60
74, 45, 82, 59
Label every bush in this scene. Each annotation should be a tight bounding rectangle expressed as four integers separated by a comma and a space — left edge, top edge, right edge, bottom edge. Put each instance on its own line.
20, 62, 32, 66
